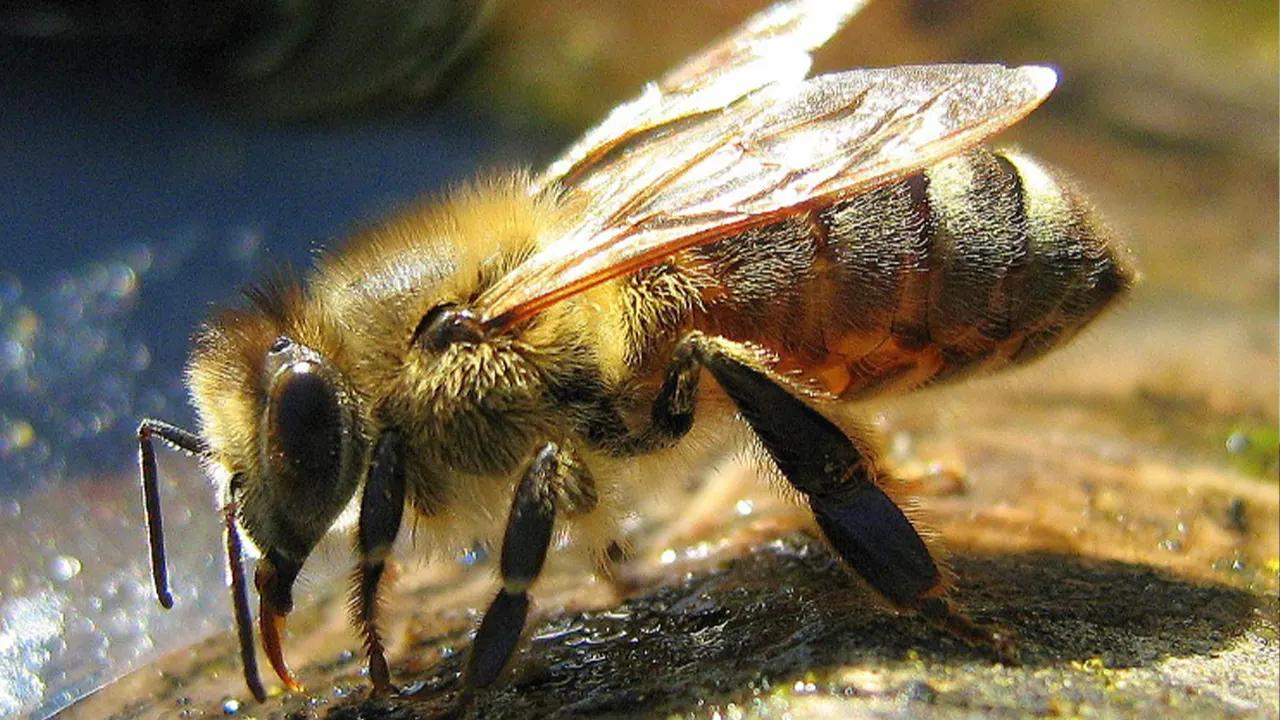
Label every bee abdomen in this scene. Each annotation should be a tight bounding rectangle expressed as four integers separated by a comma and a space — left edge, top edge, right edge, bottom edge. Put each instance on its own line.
989, 150, 1134, 363
683, 149, 1133, 398
826, 148, 1132, 396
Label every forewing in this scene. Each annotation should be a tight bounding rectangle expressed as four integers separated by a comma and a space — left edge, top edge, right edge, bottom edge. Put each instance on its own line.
535, 0, 869, 194
478, 63, 1057, 328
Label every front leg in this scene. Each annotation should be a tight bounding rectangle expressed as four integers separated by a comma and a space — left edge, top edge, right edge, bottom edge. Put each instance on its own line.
352, 429, 407, 694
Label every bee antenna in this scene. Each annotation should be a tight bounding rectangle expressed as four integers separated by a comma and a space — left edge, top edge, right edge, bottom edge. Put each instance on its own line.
224, 502, 268, 702
136, 420, 208, 608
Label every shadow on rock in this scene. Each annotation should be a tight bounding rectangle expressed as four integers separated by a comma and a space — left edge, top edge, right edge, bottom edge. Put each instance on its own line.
324, 533, 1265, 719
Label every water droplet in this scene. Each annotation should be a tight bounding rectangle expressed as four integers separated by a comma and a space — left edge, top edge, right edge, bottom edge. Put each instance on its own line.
221, 697, 241, 714
105, 263, 138, 300
660, 549, 677, 565
0, 417, 36, 455
0, 339, 27, 371
1225, 431, 1249, 454
684, 543, 710, 560
126, 244, 154, 274
458, 543, 487, 566
67, 616, 95, 636
889, 431, 913, 458
791, 680, 817, 694
130, 343, 151, 371
11, 307, 40, 343
48, 555, 81, 582
735, 499, 754, 516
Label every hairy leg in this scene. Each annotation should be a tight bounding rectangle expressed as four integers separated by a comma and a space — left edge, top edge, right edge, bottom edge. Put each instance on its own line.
588, 332, 1015, 661
464, 441, 599, 689
351, 429, 408, 693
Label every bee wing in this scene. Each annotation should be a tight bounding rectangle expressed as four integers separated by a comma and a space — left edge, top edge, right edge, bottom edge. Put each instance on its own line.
477, 63, 1057, 328
534, 0, 869, 194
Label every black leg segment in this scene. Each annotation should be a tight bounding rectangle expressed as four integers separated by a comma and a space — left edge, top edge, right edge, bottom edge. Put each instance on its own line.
351, 429, 407, 693
684, 333, 1016, 660
137, 418, 207, 609
224, 502, 268, 702
464, 441, 561, 689
466, 589, 531, 691
630, 338, 702, 451
583, 339, 702, 456
694, 340, 942, 606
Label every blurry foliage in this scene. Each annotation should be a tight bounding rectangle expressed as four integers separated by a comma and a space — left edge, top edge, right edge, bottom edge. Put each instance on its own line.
470, 0, 1277, 159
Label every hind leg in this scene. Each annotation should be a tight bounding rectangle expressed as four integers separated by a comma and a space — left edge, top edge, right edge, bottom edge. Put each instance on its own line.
579, 331, 1014, 659
671, 333, 1016, 660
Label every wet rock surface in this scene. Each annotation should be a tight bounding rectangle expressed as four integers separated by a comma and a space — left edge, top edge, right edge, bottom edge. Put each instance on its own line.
68, 364, 1280, 720
323, 541, 1274, 720
71, 521, 1277, 719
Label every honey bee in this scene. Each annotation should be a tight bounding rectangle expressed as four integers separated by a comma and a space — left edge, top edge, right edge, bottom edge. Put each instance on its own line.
137, 0, 1133, 703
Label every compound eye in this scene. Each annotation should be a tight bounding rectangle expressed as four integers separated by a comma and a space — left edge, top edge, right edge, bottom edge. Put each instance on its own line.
269, 361, 342, 486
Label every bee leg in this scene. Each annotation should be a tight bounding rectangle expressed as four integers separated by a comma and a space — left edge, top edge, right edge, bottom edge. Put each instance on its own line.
463, 441, 563, 691
351, 429, 407, 694
589, 336, 701, 455
634, 336, 702, 448
688, 333, 1018, 663
137, 418, 207, 608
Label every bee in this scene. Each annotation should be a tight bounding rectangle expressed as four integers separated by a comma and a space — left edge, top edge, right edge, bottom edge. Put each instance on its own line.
137, 0, 1133, 703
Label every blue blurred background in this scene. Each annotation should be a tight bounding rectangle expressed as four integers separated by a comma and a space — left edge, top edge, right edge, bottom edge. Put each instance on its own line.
0, 44, 528, 495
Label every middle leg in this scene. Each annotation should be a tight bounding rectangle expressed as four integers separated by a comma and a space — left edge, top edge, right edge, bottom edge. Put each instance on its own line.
463, 441, 598, 690
352, 429, 408, 694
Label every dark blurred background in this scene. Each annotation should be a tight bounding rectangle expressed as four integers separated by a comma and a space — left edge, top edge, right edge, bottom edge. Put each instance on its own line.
0, 1, 1274, 717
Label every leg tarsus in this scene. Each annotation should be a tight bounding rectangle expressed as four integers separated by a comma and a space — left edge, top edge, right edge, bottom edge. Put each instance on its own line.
916, 595, 1020, 664
353, 560, 397, 695
465, 589, 532, 689
223, 503, 269, 702
807, 488, 940, 607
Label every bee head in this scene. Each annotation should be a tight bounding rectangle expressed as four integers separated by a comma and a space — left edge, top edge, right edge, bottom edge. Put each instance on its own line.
188, 275, 366, 603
